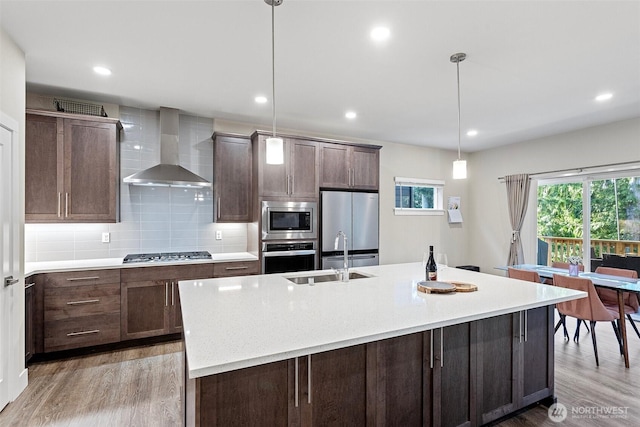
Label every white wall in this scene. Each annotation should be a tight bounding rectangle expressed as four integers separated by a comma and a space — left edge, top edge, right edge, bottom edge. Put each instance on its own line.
214, 119, 472, 268
467, 117, 640, 275
0, 26, 27, 401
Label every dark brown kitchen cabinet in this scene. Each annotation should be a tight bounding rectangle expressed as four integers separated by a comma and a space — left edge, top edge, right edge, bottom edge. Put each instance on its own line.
518, 306, 554, 408
120, 264, 213, 340
24, 275, 37, 363
431, 323, 475, 427
319, 142, 380, 191
42, 269, 121, 352
253, 132, 318, 200
212, 133, 252, 222
25, 109, 121, 223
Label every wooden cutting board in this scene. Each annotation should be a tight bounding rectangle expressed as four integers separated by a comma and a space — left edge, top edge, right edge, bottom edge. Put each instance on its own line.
417, 281, 456, 294
446, 281, 478, 292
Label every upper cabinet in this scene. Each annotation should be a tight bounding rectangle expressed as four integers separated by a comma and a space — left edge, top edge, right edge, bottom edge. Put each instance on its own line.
25, 109, 121, 223
213, 133, 252, 222
319, 143, 380, 191
253, 132, 318, 200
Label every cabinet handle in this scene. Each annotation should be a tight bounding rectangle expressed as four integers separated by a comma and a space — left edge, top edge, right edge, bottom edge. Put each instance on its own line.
165, 283, 169, 306
286, 175, 291, 195
57, 192, 62, 218
294, 357, 299, 408
66, 276, 100, 281
67, 330, 99, 337
440, 327, 444, 368
519, 312, 523, 343
65, 192, 69, 217
291, 175, 295, 195
217, 197, 221, 219
24, 283, 35, 290
66, 299, 100, 305
307, 355, 312, 404
524, 310, 528, 342
172, 282, 175, 306
225, 266, 248, 271
430, 330, 434, 369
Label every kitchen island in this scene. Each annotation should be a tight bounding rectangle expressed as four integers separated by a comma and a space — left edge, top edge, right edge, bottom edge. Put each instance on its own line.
179, 263, 584, 426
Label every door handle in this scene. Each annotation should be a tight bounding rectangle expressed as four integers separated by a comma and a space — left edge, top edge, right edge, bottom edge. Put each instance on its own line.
4, 276, 19, 287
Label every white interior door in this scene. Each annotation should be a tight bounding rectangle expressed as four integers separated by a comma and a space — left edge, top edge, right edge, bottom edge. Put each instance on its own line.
0, 122, 12, 410
0, 111, 22, 411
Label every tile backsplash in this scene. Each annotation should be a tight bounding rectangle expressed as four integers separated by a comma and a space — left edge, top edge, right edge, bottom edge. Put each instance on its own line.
25, 106, 248, 262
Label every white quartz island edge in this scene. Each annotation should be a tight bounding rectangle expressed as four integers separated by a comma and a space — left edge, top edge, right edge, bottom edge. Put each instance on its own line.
179, 262, 585, 379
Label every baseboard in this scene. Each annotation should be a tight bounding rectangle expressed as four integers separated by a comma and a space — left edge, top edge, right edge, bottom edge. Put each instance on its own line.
10, 368, 28, 401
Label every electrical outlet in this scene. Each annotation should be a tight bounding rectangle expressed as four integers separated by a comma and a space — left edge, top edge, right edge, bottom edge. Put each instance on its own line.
102, 232, 110, 243
216, 230, 222, 240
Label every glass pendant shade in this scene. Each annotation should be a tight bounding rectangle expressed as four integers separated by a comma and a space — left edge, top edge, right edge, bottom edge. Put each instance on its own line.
453, 159, 467, 179
266, 137, 284, 164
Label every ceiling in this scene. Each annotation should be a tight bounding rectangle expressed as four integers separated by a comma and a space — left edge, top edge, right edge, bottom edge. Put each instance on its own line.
2, 0, 639, 152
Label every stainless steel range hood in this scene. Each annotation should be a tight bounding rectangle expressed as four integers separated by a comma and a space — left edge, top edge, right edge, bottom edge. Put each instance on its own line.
123, 107, 211, 187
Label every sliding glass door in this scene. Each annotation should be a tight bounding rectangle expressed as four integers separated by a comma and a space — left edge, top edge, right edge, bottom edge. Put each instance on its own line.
537, 173, 639, 271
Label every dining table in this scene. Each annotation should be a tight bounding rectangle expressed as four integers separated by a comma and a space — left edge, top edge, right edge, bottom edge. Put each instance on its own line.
501, 264, 640, 368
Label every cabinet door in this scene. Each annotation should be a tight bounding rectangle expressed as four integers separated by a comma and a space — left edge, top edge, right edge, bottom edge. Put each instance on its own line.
25, 114, 63, 221
433, 323, 475, 427
214, 135, 252, 222
519, 306, 554, 407
259, 136, 290, 197
371, 332, 430, 427
319, 143, 350, 189
300, 344, 368, 426
24, 277, 36, 363
289, 139, 318, 198
196, 359, 297, 426
64, 119, 118, 222
121, 281, 170, 340
352, 146, 379, 190
475, 314, 518, 425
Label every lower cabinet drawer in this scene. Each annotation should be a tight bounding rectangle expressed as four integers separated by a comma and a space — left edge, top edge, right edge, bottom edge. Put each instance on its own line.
213, 261, 259, 277
44, 283, 120, 322
44, 312, 121, 352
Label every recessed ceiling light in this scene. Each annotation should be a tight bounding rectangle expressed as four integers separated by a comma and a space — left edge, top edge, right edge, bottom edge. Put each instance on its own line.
466, 129, 478, 137
255, 96, 268, 104
595, 92, 613, 102
345, 111, 357, 119
370, 26, 390, 42
93, 66, 112, 76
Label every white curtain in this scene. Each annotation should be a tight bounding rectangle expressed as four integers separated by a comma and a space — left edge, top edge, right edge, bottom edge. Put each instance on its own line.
505, 174, 531, 265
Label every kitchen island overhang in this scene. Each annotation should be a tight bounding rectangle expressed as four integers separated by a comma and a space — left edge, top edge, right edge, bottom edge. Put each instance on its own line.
179, 262, 585, 379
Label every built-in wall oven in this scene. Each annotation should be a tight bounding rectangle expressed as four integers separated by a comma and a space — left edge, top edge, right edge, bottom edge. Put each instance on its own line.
261, 201, 317, 241
262, 241, 316, 274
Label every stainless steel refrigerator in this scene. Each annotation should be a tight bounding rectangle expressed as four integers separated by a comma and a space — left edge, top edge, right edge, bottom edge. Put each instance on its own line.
321, 191, 379, 268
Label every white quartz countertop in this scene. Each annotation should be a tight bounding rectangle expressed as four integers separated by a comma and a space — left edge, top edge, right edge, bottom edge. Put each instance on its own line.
179, 262, 585, 379
25, 252, 258, 276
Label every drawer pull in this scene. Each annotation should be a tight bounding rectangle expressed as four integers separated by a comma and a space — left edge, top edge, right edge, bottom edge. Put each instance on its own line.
66, 276, 100, 281
225, 266, 249, 270
66, 299, 100, 305
67, 329, 99, 337
24, 283, 36, 290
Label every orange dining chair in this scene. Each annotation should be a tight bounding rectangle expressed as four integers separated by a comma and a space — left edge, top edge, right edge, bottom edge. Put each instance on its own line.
594, 266, 640, 340
548, 261, 590, 335
553, 274, 621, 366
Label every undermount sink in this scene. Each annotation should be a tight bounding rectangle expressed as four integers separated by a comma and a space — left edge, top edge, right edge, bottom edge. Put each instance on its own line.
286, 271, 372, 285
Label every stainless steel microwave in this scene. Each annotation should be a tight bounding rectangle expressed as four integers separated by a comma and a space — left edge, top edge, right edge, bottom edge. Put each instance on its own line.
261, 201, 317, 240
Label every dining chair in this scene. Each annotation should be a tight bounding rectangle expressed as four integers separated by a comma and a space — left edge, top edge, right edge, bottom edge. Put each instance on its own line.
553, 274, 621, 366
547, 261, 590, 335
507, 268, 572, 340
594, 266, 640, 340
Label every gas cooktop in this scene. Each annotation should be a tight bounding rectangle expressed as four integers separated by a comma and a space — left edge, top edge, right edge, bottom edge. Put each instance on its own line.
123, 251, 212, 264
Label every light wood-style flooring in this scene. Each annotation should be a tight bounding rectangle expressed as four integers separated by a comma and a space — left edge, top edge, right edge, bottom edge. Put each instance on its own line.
1, 317, 639, 426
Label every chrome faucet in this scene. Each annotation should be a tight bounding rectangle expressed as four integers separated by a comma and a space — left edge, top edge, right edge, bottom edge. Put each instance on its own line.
334, 231, 349, 282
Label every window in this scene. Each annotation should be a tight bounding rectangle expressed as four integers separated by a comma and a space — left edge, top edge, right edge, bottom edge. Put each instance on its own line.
394, 177, 444, 215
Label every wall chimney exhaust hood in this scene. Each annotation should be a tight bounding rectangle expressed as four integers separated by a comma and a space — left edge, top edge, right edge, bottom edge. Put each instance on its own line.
123, 107, 212, 188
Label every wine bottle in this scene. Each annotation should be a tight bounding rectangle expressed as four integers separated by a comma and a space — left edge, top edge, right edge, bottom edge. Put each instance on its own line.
426, 245, 437, 281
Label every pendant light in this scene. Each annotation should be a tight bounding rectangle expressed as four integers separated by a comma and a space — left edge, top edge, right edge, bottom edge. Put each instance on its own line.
265, 0, 284, 165
451, 52, 467, 179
